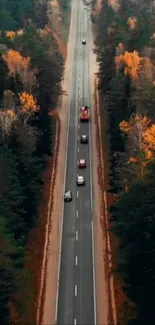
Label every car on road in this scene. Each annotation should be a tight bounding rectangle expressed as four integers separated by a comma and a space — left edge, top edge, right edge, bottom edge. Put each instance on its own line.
64, 190, 72, 202
76, 175, 85, 185
78, 159, 87, 168
80, 106, 89, 121
80, 135, 88, 144
82, 39, 86, 45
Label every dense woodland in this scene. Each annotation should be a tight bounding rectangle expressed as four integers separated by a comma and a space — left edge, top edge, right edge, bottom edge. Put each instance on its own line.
94, 0, 155, 324
0, 0, 65, 323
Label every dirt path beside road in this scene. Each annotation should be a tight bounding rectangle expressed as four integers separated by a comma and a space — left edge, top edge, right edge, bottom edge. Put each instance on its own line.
89, 24, 110, 324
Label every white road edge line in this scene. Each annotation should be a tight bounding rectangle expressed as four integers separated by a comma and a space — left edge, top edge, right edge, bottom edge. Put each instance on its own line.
75, 285, 78, 296
92, 220, 97, 325
54, 1, 77, 322
76, 256, 78, 266
74, 318, 77, 325
76, 231, 78, 241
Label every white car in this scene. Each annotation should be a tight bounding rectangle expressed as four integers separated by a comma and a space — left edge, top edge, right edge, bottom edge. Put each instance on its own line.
76, 175, 85, 185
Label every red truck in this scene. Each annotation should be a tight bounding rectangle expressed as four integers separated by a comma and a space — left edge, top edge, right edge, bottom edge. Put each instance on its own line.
80, 106, 89, 122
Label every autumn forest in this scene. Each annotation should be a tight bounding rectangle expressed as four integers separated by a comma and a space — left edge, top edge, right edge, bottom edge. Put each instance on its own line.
1, 0, 155, 324
0, 0, 65, 324
94, 0, 155, 324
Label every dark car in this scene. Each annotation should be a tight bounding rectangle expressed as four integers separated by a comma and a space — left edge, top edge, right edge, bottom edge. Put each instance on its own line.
78, 159, 87, 168
64, 190, 72, 202
82, 39, 86, 45
80, 135, 88, 144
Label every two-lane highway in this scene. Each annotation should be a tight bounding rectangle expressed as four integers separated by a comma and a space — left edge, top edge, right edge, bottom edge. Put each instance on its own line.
57, 1, 96, 324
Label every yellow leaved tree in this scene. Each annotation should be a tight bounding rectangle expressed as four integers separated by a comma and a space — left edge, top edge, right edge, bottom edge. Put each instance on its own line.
3, 50, 36, 92
120, 115, 152, 176
19, 92, 39, 115
127, 17, 137, 30
115, 51, 142, 79
6, 31, 16, 40
3, 50, 30, 75
143, 124, 155, 159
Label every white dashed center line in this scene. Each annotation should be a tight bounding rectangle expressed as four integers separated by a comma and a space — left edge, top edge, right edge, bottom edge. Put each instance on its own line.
78, 147, 79, 152
76, 256, 78, 265
77, 190, 79, 198
76, 231, 78, 241
74, 319, 76, 325
78, 135, 79, 140
75, 285, 77, 296
76, 210, 79, 217
78, 124, 80, 129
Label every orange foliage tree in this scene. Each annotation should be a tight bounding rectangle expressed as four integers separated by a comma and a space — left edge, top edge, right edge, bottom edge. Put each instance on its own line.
120, 114, 155, 171
120, 116, 149, 178
3, 50, 36, 92
127, 17, 137, 30
143, 124, 155, 159
115, 51, 142, 79
19, 92, 39, 114
3, 50, 30, 75
120, 115, 151, 137
6, 31, 16, 40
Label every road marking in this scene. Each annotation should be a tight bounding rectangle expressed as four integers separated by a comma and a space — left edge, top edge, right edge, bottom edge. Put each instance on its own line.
74, 319, 76, 325
78, 135, 79, 140
75, 256, 78, 265
92, 220, 97, 325
78, 124, 80, 129
76, 231, 78, 241
75, 285, 77, 296
76, 210, 79, 217
77, 190, 79, 198
78, 147, 79, 152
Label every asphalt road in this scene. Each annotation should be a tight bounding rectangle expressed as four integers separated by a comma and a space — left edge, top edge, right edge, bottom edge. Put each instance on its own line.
57, 1, 95, 324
